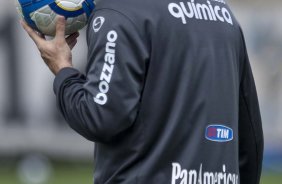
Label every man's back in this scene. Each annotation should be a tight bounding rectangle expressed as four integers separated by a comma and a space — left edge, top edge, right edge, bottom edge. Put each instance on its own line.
54, 0, 263, 183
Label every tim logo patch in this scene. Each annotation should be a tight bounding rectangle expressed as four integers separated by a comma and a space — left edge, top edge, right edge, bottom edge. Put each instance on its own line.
205, 125, 233, 142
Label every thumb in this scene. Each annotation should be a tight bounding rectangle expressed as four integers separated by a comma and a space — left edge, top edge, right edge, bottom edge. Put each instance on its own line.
55, 16, 66, 40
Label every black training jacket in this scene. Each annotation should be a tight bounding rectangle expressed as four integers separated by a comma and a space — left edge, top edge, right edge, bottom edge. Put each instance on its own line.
53, 0, 264, 183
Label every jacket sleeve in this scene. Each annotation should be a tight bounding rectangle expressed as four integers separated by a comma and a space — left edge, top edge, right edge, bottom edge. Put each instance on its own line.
238, 30, 264, 184
53, 9, 149, 143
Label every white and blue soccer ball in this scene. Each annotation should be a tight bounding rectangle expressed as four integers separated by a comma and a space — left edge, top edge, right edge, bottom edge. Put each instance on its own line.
16, 0, 95, 36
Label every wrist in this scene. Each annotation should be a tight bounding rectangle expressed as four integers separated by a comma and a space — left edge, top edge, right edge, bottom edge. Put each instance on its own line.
52, 62, 73, 75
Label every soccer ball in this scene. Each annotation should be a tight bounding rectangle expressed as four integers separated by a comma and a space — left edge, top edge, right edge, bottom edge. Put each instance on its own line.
15, 0, 95, 36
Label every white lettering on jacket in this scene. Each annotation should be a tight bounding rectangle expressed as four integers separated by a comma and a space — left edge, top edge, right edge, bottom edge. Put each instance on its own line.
94, 30, 118, 105
168, 0, 233, 25
171, 162, 239, 184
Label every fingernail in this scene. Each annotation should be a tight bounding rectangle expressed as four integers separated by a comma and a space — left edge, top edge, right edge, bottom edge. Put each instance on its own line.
60, 16, 66, 21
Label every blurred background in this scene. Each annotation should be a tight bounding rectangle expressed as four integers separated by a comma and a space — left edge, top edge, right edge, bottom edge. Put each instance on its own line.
0, 0, 281, 183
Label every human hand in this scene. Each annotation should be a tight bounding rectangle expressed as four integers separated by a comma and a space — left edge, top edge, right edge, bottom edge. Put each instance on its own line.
20, 16, 80, 75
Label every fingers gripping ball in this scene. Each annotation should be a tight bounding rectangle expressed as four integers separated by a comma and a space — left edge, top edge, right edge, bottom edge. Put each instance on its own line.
15, 0, 95, 36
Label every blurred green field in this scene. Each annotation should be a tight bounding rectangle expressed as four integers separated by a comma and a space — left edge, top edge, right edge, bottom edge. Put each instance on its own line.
0, 161, 281, 184
0, 161, 93, 184
261, 173, 282, 184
